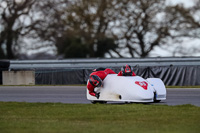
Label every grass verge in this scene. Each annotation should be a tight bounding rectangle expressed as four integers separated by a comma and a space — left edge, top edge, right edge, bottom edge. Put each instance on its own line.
0, 102, 200, 133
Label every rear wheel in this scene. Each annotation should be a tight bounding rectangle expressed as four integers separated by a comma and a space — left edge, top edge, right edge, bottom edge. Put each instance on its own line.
91, 101, 107, 104
154, 100, 161, 103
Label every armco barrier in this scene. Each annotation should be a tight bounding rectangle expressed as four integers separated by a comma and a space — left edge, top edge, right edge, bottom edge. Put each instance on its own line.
3, 57, 200, 86
9, 57, 200, 69
34, 65, 200, 86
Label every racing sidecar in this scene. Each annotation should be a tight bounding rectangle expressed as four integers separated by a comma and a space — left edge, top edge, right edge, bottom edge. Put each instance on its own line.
87, 74, 166, 103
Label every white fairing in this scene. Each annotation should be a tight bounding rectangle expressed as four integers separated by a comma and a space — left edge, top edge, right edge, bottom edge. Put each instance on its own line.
87, 74, 166, 103
146, 78, 167, 100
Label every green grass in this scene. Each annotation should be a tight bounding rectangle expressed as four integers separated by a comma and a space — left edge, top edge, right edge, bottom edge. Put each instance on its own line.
0, 102, 200, 133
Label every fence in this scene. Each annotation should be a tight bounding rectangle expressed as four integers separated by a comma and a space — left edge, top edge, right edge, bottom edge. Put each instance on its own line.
1, 57, 200, 86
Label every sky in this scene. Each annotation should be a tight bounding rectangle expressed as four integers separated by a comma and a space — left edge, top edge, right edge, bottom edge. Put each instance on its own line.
166, 0, 195, 7
149, 0, 200, 57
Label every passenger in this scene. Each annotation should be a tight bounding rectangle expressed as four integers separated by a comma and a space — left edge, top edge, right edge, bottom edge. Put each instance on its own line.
87, 68, 116, 98
117, 64, 136, 76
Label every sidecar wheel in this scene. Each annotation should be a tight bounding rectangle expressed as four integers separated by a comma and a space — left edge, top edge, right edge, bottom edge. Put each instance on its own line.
153, 92, 161, 103
91, 101, 107, 104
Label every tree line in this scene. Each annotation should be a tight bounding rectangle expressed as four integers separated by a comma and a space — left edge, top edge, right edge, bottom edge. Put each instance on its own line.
0, 0, 200, 59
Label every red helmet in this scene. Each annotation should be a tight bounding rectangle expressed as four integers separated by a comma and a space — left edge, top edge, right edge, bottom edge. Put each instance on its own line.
121, 64, 133, 76
89, 75, 102, 87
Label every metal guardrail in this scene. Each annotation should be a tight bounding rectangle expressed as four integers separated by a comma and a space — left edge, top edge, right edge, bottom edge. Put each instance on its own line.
9, 57, 200, 70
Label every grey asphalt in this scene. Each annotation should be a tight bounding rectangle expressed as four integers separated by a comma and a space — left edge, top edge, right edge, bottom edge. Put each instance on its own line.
0, 86, 200, 106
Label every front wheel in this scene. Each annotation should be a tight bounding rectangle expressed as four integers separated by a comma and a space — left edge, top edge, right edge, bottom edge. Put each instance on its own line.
153, 92, 161, 103
91, 101, 107, 104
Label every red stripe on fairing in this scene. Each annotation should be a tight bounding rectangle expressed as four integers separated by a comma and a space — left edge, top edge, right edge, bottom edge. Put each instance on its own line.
135, 81, 148, 90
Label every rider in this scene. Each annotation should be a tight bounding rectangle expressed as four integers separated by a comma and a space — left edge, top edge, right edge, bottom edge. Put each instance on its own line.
117, 64, 136, 76
87, 68, 116, 98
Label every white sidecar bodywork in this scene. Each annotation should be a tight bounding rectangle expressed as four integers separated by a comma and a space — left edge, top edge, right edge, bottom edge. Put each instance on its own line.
87, 74, 166, 103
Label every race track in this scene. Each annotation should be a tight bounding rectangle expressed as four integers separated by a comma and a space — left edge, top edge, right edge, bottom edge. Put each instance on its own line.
0, 86, 200, 106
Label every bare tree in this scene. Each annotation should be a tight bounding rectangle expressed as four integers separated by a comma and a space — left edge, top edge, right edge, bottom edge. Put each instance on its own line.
166, 1, 200, 37
2, 0, 199, 59
107, 0, 172, 57
164, 0, 200, 56
0, 0, 40, 59
36, 0, 120, 58
38, 0, 172, 58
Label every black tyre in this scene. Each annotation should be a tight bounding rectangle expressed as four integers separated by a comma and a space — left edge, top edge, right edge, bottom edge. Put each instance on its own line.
154, 100, 161, 103
153, 92, 161, 103
91, 101, 107, 104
